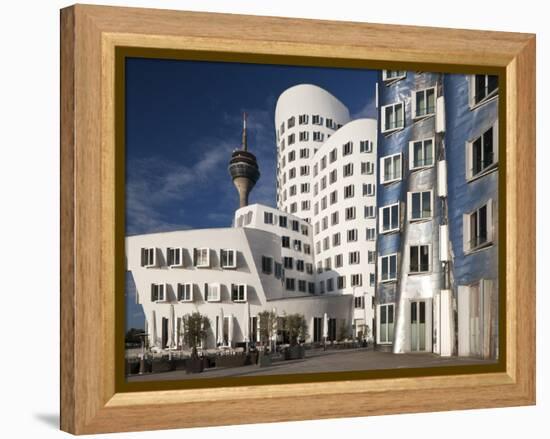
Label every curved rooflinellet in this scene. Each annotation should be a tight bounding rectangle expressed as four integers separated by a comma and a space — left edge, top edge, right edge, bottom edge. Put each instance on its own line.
275, 84, 351, 125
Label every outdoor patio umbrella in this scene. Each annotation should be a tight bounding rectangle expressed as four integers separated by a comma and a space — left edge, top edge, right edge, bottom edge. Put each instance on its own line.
271, 307, 278, 352
323, 312, 329, 344
150, 310, 157, 348
243, 302, 250, 352
168, 305, 175, 359
218, 308, 224, 346
228, 314, 234, 348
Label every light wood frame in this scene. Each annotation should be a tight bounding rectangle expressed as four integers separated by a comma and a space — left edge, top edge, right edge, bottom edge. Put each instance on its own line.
60, 4, 536, 434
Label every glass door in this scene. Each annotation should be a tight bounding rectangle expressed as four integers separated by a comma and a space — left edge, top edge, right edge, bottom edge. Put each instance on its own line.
410, 301, 426, 352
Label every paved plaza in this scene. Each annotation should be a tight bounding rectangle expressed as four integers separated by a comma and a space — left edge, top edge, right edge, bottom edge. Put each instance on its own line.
127, 347, 496, 382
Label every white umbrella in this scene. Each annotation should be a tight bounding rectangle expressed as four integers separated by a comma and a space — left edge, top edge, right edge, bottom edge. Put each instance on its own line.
243, 303, 250, 352
228, 314, 234, 348
323, 312, 329, 342
150, 310, 157, 348
218, 308, 224, 346
271, 307, 278, 352
168, 305, 175, 359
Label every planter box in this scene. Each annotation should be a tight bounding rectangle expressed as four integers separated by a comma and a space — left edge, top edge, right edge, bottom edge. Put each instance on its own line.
173, 359, 187, 370
258, 353, 272, 368
216, 354, 247, 368
151, 359, 175, 373
125, 360, 140, 375
284, 345, 305, 360
245, 352, 258, 365
185, 357, 204, 374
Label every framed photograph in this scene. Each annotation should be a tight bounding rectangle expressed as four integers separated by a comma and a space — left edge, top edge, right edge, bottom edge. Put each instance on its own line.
60, 4, 536, 434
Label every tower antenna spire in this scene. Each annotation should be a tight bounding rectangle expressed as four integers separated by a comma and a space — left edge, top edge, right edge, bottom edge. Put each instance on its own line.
241, 112, 248, 151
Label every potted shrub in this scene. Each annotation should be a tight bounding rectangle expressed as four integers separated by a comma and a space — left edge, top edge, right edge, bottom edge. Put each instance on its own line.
283, 313, 308, 360
181, 312, 211, 374
257, 310, 277, 367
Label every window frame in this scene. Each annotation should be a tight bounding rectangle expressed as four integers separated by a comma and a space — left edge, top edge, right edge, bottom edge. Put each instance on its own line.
407, 190, 433, 222
380, 153, 402, 184
379, 253, 399, 283
231, 284, 247, 302
409, 137, 435, 170
409, 244, 432, 274
379, 202, 401, 234
381, 102, 405, 134
166, 247, 184, 268
177, 283, 193, 302
377, 303, 396, 344
463, 199, 494, 254
412, 87, 437, 120
465, 122, 499, 181
150, 283, 166, 302
194, 248, 210, 268
220, 248, 237, 269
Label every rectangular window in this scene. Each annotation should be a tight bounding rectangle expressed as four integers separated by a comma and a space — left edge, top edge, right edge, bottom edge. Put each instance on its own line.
293, 239, 302, 251
347, 229, 358, 242
283, 256, 293, 270
264, 211, 274, 224
355, 296, 364, 309
262, 256, 273, 274
288, 134, 295, 145
289, 168, 296, 179
409, 190, 432, 221
413, 87, 436, 119
302, 200, 310, 210
329, 169, 337, 184
194, 248, 210, 268
313, 131, 324, 142
329, 190, 338, 205
327, 278, 334, 292
140, 247, 157, 268
298, 280, 307, 292
299, 114, 309, 125
360, 140, 373, 153
279, 216, 288, 228
300, 183, 310, 193
380, 153, 402, 183
351, 274, 362, 287
329, 148, 337, 163
364, 205, 375, 218
296, 260, 305, 272
299, 148, 309, 158
361, 161, 374, 174
324, 257, 332, 271
231, 284, 247, 302
331, 211, 339, 226
470, 74, 498, 107
337, 276, 346, 289
366, 227, 376, 241
300, 165, 310, 176
177, 283, 193, 302
288, 150, 296, 162
335, 253, 343, 268
368, 250, 376, 264
380, 203, 400, 233
363, 183, 375, 196
381, 102, 404, 133
167, 247, 183, 268
312, 115, 323, 125
206, 283, 220, 302
463, 200, 494, 253
220, 249, 236, 269
370, 273, 375, 287
342, 141, 353, 156
306, 263, 313, 274
382, 70, 406, 82
301, 224, 309, 236
292, 220, 299, 231
323, 236, 329, 250
288, 116, 295, 128
409, 138, 434, 169
150, 283, 165, 302
289, 185, 297, 196
304, 244, 311, 255
344, 184, 355, 198
378, 304, 395, 343
410, 245, 430, 273
466, 124, 498, 180
299, 131, 309, 141
308, 282, 315, 295
380, 254, 398, 282
345, 206, 356, 220
349, 251, 360, 264
274, 262, 283, 279
281, 236, 290, 248
343, 163, 354, 177
285, 278, 295, 291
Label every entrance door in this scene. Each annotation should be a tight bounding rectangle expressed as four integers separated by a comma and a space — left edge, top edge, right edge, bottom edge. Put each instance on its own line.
410, 301, 426, 352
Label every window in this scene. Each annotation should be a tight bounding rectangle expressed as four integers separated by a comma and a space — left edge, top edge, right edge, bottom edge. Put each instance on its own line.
347, 229, 358, 242
302, 200, 310, 210
413, 87, 436, 119
463, 200, 494, 253
312, 114, 323, 125
279, 216, 288, 228
380, 153, 402, 183
466, 124, 498, 180
288, 116, 295, 128
320, 156, 327, 170
349, 251, 360, 264
470, 74, 498, 107
344, 184, 354, 198
299, 114, 309, 125
380, 254, 398, 282
360, 140, 373, 153
301, 224, 309, 236
382, 70, 406, 82
409, 138, 434, 169
296, 260, 305, 272
304, 244, 311, 255
274, 262, 283, 279
351, 274, 362, 287
410, 245, 430, 273
150, 283, 166, 302
299, 166, 309, 176
364, 205, 375, 218
316, 261, 322, 273
337, 276, 346, 289
354, 296, 364, 309
220, 249, 236, 269
140, 247, 157, 268
292, 220, 299, 231
308, 282, 315, 294
380, 203, 400, 233
324, 257, 332, 271
318, 281, 325, 294
321, 196, 327, 210
289, 168, 296, 179
345, 206, 356, 220
363, 183, 375, 197
366, 227, 376, 241
290, 203, 297, 214
177, 283, 193, 302
325, 118, 334, 129
299, 131, 309, 141
300, 148, 309, 159
313, 183, 319, 196
264, 211, 274, 224
342, 141, 353, 156
335, 253, 343, 267
332, 232, 341, 246
306, 263, 313, 274
262, 256, 273, 274
343, 163, 354, 177
194, 248, 210, 268
293, 239, 302, 251
283, 256, 293, 270
409, 190, 432, 221
331, 211, 339, 226
381, 102, 404, 133
206, 283, 220, 302
286, 278, 295, 291
329, 148, 337, 163
313, 131, 324, 142
361, 161, 374, 175
313, 165, 318, 178
322, 217, 328, 231
280, 122, 285, 135
378, 304, 395, 343
321, 176, 327, 190
167, 247, 183, 268
298, 280, 307, 293
368, 250, 376, 264
281, 236, 290, 248
323, 236, 329, 250
329, 169, 337, 184
289, 185, 297, 196
330, 190, 338, 205
301, 183, 310, 193
288, 151, 296, 163
370, 273, 375, 287
231, 284, 247, 302
288, 134, 295, 145
327, 278, 334, 292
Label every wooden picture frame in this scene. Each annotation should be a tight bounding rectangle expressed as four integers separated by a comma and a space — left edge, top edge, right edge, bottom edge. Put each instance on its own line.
60, 4, 536, 434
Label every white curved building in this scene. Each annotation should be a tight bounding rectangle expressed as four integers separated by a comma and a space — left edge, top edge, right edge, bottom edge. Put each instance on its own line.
274, 85, 378, 337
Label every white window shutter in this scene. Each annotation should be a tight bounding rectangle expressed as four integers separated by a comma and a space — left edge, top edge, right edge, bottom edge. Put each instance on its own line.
463, 213, 470, 254
493, 120, 499, 163
486, 199, 494, 243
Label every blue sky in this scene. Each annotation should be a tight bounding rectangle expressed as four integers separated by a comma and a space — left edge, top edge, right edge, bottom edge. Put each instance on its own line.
125, 57, 378, 330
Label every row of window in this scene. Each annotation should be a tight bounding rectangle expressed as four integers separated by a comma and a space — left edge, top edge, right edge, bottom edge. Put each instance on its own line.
140, 247, 237, 269
262, 211, 310, 236
150, 282, 247, 303
378, 190, 433, 234
280, 236, 311, 254
314, 227, 376, 256
278, 114, 343, 140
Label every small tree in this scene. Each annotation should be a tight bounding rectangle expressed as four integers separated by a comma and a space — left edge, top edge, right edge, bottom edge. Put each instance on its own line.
258, 310, 277, 351
337, 319, 350, 342
181, 312, 210, 358
283, 313, 309, 346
